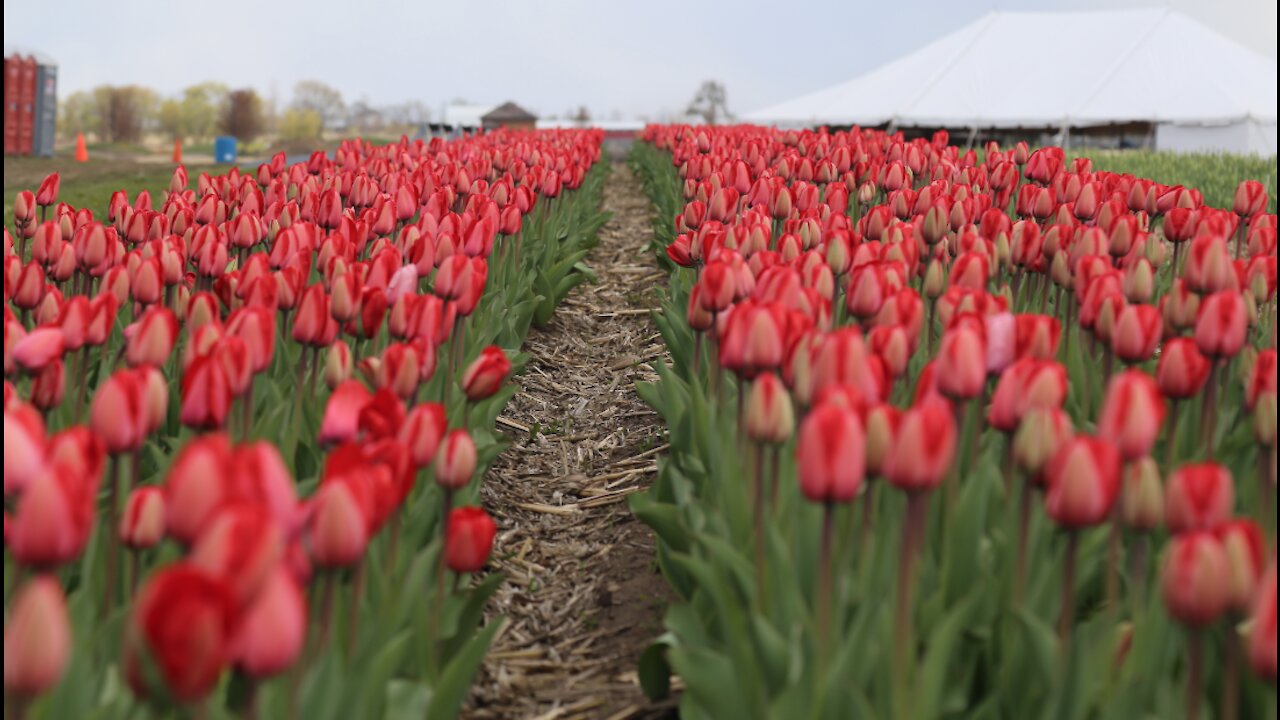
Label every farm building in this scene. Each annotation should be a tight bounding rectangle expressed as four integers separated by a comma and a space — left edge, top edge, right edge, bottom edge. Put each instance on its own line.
481, 102, 538, 131
744, 9, 1278, 156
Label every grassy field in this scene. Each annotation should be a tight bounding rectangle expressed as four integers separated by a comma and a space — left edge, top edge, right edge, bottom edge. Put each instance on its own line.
1081, 150, 1277, 212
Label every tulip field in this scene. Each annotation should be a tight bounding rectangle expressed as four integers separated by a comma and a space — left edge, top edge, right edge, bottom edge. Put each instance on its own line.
628, 127, 1276, 719
4, 130, 608, 718
3, 122, 1278, 720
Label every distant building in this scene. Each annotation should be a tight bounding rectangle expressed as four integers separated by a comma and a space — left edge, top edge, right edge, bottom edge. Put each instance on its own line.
482, 102, 538, 131
442, 103, 494, 133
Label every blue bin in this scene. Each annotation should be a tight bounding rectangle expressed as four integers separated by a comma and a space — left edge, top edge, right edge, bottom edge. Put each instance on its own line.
214, 136, 237, 164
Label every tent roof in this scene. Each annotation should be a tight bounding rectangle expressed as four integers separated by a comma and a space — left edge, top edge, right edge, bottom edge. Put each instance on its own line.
442, 104, 495, 128
745, 9, 1277, 128
483, 101, 538, 123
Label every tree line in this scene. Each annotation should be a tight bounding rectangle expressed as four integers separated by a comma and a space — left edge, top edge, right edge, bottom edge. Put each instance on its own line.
58, 80, 432, 145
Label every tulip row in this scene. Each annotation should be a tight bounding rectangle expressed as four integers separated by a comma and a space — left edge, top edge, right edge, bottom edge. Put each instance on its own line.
4, 130, 608, 719
628, 127, 1276, 719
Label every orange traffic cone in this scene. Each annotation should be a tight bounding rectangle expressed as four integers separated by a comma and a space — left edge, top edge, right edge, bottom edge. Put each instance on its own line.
172, 137, 182, 164
74, 133, 88, 162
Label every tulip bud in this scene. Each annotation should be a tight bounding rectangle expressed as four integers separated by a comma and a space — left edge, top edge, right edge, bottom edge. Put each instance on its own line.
434, 429, 477, 490
120, 486, 166, 549
13, 327, 64, 373
923, 259, 947, 300
3, 576, 71, 698
1013, 408, 1074, 480
224, 566, 306, 681
1123, 258, 1155, 304
796, 402, 866, 502
1248, 563, 1277, 682
399, 403, 448, 469
461, 345, 512, 401
1121, 457, 1163, 531
307, 480, 370, 568
1161, 531, 1231, 627
1098, 371, 1166, 461
1194, 290, 1247, 359
884, 399, 956, 491
1217, 520, 1265, 613
1156, 338, 1211, 400
937, 326, 986, 400
124, 564, 237, 702
1044, 436, 1122, 528
189, 505, 284, 607
125, 307, 179, 368
1165, 463, 1234, 534
744, 373, 794, 445
1255, 393, 1278, 447
445, 506, 496, 574
29, 359, 65, 411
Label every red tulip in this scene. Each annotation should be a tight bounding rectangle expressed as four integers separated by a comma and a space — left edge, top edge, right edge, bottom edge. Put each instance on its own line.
35, 173, 60, 207
796, 402, 865, 502
1234, 180, 1268, 217
307, 479, 371, 567
461, 345, 511, 401
1193, 291, 1247, 359
697, 261, 737, 312
29, 359, 65, 411
189, 505, 284, 608
13, 190, 36, 227
988, 359, 1069, 433
4, 404, 46, 496
1121, 458, 1163, 531
291, 284, 331, 346
1097, 371, 1166, 461
1184, 235, 1236, 294
1161, 531, 1231, 627
810, 328, 881, 404
399, 403, 448, 468
445, 506, 496, 574
324, 340, 354, 390
1165, 463, 1234, 534
884, 399, 957, 491
936, 326, 986, 400
1156, 338, 1211, 399
125, 306, 179, 367
1246, 349, 1277, 410
124, 563, 238, 702
318, 381, 372, 446
12, 327, 64, 373
1013, 407, 1074, 480
3, 576, 71, 698
1044, 436, 1122, 528
433, 429, 477, 490
744, 373, 794, 445
1110, 304, 1162, 363
231, 567, 307, 678
181, 354, 232, 430
120, 486, 166, 550
226, 307, 276, 374
1217, 520, 1265, 613
1249, 562, 1277, 682
1014, 314, 1061, 360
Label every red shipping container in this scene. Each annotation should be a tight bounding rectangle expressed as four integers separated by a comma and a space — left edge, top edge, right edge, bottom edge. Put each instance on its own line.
4, 57, 19, 155
16, 55, 37, 156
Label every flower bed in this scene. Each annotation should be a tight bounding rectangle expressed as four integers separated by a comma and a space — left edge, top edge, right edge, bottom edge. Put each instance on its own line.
630, 126, 1276, 719
4, 129, 608, 719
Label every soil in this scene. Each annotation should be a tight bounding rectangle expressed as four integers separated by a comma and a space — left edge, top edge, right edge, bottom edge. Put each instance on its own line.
468, 160, 678, 719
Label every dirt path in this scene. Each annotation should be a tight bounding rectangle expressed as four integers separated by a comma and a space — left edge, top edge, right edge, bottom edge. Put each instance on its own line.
469, 161, 675, 719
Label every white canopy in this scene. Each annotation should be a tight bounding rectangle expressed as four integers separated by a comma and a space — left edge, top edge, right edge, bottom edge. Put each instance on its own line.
745, 8, 1277, 146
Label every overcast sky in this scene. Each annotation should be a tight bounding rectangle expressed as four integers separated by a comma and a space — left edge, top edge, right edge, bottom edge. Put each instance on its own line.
5, 0, 1276, 119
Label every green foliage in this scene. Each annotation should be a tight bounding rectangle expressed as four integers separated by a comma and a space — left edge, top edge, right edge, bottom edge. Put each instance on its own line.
1081, 150, 1278, 212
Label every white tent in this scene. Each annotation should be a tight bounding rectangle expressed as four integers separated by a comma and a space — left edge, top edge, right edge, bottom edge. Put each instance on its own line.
745, 9, 1278, 155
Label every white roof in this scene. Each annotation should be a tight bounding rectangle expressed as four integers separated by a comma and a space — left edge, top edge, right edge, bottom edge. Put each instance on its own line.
745, 9, 1277, 128
536, 119, 645, 131
442, 104, 495, 128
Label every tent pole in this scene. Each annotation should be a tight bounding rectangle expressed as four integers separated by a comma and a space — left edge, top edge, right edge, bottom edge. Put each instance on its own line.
1061, 122, 1072, 152
965, 125, 979, 152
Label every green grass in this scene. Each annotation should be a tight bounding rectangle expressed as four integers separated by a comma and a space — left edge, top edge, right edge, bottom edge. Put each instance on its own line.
1080, 150, 1278, 212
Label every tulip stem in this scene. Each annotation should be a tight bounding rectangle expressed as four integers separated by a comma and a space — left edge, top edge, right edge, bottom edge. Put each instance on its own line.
768, 445, 782, 510
346, 559, 365, 661
752, 442, 767, 610
816, 501, 836, 662
1165, 400, 1181, 472
1199, 362, 1221, 456
1186, 629, 1204, 720
1014, 476, 1032, 608
893, 491, 928, 720
1260, 449, 1276, 543
102, 455, 121, 619
1220, 619, 1242, 720
1105, 507, 1122, 617
1059, 532, 1080, 655
1129, 534, 1149, 617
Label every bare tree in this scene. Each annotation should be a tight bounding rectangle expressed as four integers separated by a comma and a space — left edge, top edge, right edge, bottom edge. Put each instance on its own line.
686, 81, 733, 125
292, 80, 346, 130
222, 89, 264, 142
